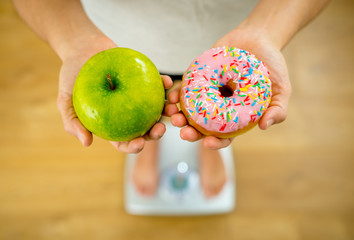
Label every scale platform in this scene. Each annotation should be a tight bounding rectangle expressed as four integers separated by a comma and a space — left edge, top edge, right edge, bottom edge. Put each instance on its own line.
124, 123, 236, 216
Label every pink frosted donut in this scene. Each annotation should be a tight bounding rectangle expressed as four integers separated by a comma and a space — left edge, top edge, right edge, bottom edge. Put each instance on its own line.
180, 46, 272, 138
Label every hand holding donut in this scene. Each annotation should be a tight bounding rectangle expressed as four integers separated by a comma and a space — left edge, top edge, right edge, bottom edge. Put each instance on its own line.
213, 29, 292, 131
166, 29, 291, 150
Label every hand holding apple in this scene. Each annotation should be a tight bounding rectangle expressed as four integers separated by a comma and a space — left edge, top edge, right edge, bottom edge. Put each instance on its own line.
57, 37, 172, 153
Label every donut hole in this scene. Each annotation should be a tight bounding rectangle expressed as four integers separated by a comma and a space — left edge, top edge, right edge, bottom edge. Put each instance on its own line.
218, 85, 233, 98
218, 81, 236, 98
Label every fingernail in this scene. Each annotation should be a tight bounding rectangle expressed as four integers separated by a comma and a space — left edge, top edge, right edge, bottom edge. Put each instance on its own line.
266, 119, 274, 129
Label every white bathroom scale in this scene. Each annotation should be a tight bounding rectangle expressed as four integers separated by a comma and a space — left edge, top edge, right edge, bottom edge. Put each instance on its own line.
124, 123, 236, 216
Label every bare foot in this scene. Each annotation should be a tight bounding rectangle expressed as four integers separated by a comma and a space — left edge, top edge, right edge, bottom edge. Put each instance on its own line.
132, 140, 159, 196
199, 143, 227, 198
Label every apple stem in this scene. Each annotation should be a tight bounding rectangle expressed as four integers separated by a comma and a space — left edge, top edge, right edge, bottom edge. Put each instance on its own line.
107, 73, 115, 90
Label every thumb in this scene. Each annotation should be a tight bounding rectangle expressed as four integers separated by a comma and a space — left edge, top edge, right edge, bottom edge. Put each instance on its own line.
258, 89, 290, 130
57, 91, 93, 146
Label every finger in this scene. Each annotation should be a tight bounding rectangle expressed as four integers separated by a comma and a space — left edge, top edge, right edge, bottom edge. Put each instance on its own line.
161, 75, 173, 89
163, 103, 179, 116
144, 122, 166, 140
171, 113, 188, 127
258, 88, 290, 130
127, 138, 145, 153
110, 137, 145, 153
203, 136, 233, 150
57, 92, 93, 146
70, 118, 93, 147
110, 141, 125, 151
259, 66, 292, 130
180, 126, 203, 142
168, 88, 180, 104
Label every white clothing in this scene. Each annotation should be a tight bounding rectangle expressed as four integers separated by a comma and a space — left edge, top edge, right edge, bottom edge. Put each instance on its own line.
81, 0, 257, 74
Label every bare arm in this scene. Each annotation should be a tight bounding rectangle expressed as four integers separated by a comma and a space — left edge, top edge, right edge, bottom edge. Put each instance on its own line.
13, 0, 173, 152
236, 0, 330, 50
12, 0, 108, 60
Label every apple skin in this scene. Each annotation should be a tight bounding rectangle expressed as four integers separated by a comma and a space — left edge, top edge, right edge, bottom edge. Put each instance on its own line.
73, 48, 165, 142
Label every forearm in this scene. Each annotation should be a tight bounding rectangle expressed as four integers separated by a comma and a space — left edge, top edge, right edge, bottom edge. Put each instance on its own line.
12, 0, 107, 60
237, 0, 329, 49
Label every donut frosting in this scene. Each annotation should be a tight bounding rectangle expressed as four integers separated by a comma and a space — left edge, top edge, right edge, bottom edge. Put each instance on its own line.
180, 46, 272, 136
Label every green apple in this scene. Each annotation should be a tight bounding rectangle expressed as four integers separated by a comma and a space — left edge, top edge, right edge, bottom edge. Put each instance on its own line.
73, 48, 165, 142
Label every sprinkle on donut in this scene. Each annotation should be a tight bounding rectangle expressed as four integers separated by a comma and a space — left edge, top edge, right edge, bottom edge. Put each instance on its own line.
180, 46, 272, 138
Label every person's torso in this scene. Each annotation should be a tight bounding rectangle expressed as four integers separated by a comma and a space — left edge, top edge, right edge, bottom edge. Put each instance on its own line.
81, 0, 257, 74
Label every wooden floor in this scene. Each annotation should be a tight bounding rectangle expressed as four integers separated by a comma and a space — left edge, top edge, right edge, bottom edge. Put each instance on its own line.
1, 0, 354, 239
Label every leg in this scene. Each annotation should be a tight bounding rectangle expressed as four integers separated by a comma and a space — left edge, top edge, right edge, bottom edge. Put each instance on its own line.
132, 140, 159, 196
199, 143, 227, 198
